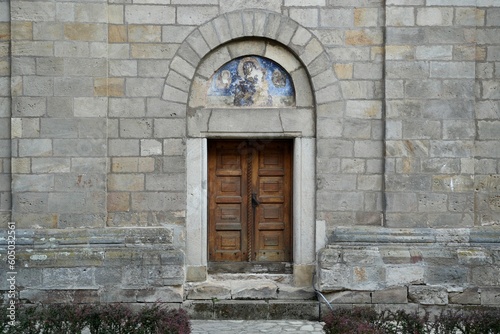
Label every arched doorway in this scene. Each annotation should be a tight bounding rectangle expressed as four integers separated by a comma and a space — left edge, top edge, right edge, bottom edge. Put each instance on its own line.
161, 10, 342, 286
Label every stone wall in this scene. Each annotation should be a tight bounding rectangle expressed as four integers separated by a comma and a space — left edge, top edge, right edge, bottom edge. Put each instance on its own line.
318, 226, 500, 309
0, 0, 10, 227
1, 0, 499, 310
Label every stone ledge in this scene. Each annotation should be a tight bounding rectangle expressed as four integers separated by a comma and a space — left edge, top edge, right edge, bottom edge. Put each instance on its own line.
0, 227, 176, 248
329, 226, 500, 245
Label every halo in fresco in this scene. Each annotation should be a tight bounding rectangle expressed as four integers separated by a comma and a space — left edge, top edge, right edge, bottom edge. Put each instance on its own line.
207, 56, 295, 108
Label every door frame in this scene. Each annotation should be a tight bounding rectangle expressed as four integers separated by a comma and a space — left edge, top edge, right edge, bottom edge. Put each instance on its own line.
186, 135, 316, 286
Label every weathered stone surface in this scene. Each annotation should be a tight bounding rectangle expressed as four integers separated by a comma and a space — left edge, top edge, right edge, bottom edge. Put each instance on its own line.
372, 287, 408, 304
3, 0, 500, 311
186, 283, 231, 300
231, 280, 278, 300
449, 288, 480, 305
214, 300, 269, 320
269, 300, 319, 320
408, 286, 448, 305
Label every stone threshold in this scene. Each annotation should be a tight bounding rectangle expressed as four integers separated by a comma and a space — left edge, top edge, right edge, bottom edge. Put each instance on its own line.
184, 273, 316, 301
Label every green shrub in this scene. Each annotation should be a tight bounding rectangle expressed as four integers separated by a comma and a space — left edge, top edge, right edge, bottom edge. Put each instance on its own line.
1, 303, 191, 334
323, 307, 500, 334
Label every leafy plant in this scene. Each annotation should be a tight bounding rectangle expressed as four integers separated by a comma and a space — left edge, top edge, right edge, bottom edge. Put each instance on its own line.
323, 307, 500, 334
1, 303, 191, 334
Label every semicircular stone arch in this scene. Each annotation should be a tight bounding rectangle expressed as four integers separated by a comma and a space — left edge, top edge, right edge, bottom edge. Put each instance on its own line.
164, 10, 344, 285
161, 9, 343, 112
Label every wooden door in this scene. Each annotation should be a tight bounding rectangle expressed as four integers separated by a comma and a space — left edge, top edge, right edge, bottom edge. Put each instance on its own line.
208, 140, 292, 267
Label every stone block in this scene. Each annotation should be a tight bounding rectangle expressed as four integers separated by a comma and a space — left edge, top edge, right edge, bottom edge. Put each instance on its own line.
386, 265, 425, 286
128, 25, 161, 43
140, 139, 162, 156
448, 288, 480, 305
162, 84, 188, 104
11, 22, 33, 41
18, 139, 52, 157
386, 61, 429, 79
74, 97, 107, 118
277, 286, 315, 300
12, 2, 56, 21
416, 8, 453, 26
54, 77, 94, 97
425, 266, 469, 286
52, 138, 106, 157
231, 280, 278, 300
119, 118, 153, 138
480, 288, 500, 306
163, 25, 196, 45
341, 81, 377, 99
408, 286, 448, 305
154, 118, 186, 138
131, 43, 177, 59
131, 192, 185, 211
345, 29, 383, 46
125, 5, 175, 24
324, 291, 371, 304
13, 97, 46, 117
372, 287, 408, 304
221, 0, 281, 14
107, 192, 130, 212
42, 267, 96, 289
214, 300, 269, 320
109, 98, 145, 118
183, 300, 214, 320
109, 139, 140, 156
163, 139, 185, 156
71, 157, 107, 173
136, 287, 183, 303
177, 6, 218, 25
64, 23, 106, 42
108, 174, 144, 191
387, 7, 414, 26
289, 8, 319, 29
186, 283, 231, 300
99, 288, 137, 303
162, 156, 185, 173
471, 266, 500, 286
269, 300, 319, 320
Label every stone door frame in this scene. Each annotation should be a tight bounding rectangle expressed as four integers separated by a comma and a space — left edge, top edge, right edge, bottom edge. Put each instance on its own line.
186, 135, 315, 285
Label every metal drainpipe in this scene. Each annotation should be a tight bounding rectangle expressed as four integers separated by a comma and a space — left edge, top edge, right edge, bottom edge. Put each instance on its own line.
312, 271, 333, 320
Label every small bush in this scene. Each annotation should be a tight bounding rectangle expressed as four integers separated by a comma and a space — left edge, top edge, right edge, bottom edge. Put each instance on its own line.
1, 303, 191, 334
323, 306, 500, 334
323, 307, 384, 334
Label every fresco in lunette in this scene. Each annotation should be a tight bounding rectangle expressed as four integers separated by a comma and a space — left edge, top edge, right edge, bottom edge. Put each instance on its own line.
207, 56, 295, 108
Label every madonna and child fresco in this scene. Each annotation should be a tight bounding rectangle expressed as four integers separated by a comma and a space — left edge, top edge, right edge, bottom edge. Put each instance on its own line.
207, 56, 295, 108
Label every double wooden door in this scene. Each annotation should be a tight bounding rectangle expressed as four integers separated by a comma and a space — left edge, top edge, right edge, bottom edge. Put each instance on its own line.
208, 140, 292, 269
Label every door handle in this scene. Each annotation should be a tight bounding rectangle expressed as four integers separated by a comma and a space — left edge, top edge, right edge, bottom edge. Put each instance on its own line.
252, 193, 260, 207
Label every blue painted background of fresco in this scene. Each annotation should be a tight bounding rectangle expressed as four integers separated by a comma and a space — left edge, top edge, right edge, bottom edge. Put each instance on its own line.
207, 56, 295, 108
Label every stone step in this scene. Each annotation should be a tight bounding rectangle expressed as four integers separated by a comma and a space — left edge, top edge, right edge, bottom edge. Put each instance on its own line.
183, 275, 321, 320
183, 299, 321, 320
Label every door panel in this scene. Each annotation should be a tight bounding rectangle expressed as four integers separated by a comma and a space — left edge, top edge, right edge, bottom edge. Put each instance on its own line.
254, 141, 291, 262
209, 141, 247, 262
208, 140, 292, 266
